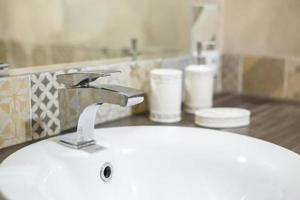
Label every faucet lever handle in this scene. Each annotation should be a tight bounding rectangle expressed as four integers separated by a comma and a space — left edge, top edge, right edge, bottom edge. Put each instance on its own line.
57, 70, 121, 88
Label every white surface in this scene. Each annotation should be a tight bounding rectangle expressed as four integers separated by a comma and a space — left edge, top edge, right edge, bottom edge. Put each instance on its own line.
0, 126, 300, 200
184, 65, 214, 114
150, 69, 182, 123
126, 96, 144, 107
195, 107, 251, 128
150, 68, 182, 77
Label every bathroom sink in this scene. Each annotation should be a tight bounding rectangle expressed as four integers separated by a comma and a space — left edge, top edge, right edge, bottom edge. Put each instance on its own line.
0, 126, 299, 200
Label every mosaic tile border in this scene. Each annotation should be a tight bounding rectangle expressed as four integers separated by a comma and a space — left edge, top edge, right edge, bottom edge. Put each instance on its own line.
30, 71, 64, 139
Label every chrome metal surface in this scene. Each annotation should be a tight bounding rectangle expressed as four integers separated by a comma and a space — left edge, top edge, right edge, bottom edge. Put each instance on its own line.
58, 72, 144, 149
57, 70, 121, 88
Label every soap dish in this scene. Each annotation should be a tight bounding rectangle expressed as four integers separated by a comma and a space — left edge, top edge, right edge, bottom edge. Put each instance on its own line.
195, 107, 250, 128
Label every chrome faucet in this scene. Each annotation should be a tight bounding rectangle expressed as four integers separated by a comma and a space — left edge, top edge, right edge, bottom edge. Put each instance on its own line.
57, 70, 144, 149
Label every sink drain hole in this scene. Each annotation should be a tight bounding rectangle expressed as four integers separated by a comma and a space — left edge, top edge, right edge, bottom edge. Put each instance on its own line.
100, 162, 113, 182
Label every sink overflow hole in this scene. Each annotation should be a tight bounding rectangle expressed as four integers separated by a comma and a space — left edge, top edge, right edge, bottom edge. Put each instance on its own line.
100, 162, 113, 182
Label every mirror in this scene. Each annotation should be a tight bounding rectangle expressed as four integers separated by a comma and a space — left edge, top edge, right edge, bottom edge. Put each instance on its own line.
0, 0, 191, 69
191, 0, 219, 55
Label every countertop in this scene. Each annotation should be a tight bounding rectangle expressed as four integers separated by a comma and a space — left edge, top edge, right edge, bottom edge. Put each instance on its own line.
1, 93, 300, 162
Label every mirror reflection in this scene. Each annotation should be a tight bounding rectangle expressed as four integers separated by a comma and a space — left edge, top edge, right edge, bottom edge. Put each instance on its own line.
0, 0, 192, 69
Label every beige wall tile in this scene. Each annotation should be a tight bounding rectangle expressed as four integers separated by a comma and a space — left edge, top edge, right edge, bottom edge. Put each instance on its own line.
285, 57, 300, 100
0, 76, 30, 149
223, 0, 300, 57
242, 56, 285, 97
221, 54, 241, 93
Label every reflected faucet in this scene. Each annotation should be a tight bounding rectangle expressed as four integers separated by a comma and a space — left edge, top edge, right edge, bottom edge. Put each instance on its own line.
57, 70, 144, 149
130, 38, 138, 61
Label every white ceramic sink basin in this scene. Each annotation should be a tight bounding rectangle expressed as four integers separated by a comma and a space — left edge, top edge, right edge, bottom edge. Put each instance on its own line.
0, 126, 299, 200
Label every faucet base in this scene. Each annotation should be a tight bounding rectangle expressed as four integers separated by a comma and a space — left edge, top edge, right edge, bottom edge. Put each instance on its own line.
59, 134, 96, 149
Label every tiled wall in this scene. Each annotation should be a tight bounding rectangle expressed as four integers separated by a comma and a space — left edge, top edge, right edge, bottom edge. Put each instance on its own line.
221, 54, 300, 101
7, 52, 298, 150
222, 0, 300, 57
0, 58, 163, 149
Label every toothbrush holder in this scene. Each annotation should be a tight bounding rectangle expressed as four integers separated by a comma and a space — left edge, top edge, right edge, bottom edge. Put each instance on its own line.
149, 69, 182, 123
184, 65, 214, 114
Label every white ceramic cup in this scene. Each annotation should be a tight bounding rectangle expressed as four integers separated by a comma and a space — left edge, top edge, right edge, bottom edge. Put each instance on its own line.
150, 69, 182, 123
184, 65, 214, 114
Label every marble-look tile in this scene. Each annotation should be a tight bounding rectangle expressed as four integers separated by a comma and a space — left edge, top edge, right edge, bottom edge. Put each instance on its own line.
30, 71, 64, 139
130, 59, 161, 113
221, 54, 241, 93
242, 56, 285, 97
81, 63, 132, 125
285, 57, 300, 100
130, 59, 161, 93
58, 68, 81, 131
59, 89, 79, 131
0, 76, 30, 149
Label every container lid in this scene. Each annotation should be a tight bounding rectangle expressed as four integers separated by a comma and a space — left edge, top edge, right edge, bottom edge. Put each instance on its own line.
195, 107, 251, 128
151, 69, 182, 78
185, 64, 214, 73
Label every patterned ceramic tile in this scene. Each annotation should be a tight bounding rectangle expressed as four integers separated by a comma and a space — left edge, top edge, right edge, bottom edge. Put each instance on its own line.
221, 54, 242, 93
30, 71, 64, 139
0, 76, 30, 149
242, 56, 285, 97
285, 57, 300, 100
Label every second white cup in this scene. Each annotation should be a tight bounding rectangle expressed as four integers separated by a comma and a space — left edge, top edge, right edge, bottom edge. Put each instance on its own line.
184, 65, 214, 114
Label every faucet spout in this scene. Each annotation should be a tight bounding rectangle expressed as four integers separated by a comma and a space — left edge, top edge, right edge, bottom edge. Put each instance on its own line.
57, 72, 144, 149
93, 84, 144, 107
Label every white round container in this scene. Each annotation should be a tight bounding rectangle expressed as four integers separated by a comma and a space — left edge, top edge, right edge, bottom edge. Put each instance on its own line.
150, 69, 182, 123
184, 65, 214, 114
195, 107, 251, 128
